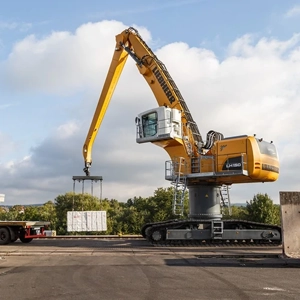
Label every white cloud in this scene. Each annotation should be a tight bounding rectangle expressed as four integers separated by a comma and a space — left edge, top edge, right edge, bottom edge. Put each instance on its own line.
0, 21, 32, 32
1, 20, 300, 206
284, 5, 300, 18
2, 21, 151, 95
227, 33, 300, 57
56, 122, 79, 139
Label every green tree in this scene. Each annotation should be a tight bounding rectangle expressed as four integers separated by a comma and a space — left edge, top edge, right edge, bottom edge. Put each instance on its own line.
23, 206, 40, 221
1, 205, 25, 221
146, 187, 188, 222
222, 205, 247, 220
245, 193, 280, 225
105, 199, 125, 234
119, 197, 150, 234
39, 201, 57, 230
103, 188, 188, 235
0, 207, 9, 221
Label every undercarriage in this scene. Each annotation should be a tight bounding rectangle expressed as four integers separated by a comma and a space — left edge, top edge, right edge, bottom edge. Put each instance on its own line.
141, 182, 282, 246
142, 219, 281, 246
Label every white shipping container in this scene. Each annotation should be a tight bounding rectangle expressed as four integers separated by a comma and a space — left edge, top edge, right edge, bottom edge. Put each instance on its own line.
67, 211, 107, 232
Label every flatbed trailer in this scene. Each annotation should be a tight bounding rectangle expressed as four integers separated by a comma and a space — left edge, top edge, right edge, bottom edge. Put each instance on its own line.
0, 221, 50, 245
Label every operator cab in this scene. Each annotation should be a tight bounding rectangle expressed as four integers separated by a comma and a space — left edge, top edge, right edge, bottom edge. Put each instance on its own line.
136, 107, 182, 143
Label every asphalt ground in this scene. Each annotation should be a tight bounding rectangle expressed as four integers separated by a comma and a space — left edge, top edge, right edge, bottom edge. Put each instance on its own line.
0, 239, 299, 300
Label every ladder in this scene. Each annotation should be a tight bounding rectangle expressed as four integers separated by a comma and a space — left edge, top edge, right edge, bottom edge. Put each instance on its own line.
212, 220, 223, 239
171, 158, 187, 216
220, 185, 232, 216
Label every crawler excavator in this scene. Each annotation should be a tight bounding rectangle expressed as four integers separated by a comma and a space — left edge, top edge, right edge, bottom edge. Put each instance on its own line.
82, 27, 281, 245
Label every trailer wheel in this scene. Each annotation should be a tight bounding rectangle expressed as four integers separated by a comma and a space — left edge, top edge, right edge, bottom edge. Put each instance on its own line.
0, 228, 11, 245
19, 236, 33, 243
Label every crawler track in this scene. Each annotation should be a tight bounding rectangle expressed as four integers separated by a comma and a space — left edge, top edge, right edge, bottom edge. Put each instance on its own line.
142, 219, 282, 247
150, 239, 282, 247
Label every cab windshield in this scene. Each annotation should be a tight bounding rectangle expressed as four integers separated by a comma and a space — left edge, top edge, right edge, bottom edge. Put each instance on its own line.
142, 112, 157, 137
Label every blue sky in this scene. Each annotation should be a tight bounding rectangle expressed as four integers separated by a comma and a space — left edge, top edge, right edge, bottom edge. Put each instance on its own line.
0, 0, 300, 205
1, 0, 299, 57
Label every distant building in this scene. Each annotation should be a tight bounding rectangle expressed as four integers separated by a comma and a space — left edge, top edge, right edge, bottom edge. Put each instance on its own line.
0, 194, 5, 203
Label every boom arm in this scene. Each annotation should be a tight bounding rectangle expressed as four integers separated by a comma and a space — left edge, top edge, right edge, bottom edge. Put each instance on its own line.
83, 27, 206, 175
82, 38, 129, 175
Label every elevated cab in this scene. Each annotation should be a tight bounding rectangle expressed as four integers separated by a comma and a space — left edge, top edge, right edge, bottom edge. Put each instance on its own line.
136, 107, 182, 143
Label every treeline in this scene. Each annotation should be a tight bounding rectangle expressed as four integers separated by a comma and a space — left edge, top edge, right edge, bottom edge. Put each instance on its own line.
0, 187, 281, 235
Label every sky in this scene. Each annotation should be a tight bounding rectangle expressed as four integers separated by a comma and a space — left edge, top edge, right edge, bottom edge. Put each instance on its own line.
0, 0, 300, 206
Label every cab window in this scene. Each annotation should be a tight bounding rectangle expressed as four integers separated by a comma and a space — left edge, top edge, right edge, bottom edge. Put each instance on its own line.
142, 112, 157, 137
